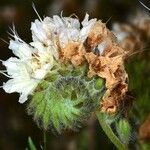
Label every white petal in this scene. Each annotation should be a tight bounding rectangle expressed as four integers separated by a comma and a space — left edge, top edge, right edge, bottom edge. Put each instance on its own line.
53, 15, 64, 28
31, 19, 54, 46
31, 20, 48, 43
63, 17, 80, 29
3, 78, 38, 93
47, 45, 59, 60
18, 79, 39, 103
2, 57, 30, 78
67, 29, 79, 41
30, 41, 46, 53
59, 32, 68, 47
9, 40, 32, 60
19, 93, 28, 103
3, 78, 39, 103
80, 14, 97, 42
59, 28, 80, 47
82, 13, 90, 26
43, 17, 55, 30
30, 41, 55, 65
34, 66, 50, 79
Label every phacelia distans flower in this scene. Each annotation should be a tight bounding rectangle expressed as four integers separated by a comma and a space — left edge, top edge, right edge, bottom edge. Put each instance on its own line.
1, 13, 128, 133
2, 32, 56, 103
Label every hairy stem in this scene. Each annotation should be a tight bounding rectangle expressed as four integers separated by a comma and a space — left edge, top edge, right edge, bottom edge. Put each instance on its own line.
96, 111, 127, 150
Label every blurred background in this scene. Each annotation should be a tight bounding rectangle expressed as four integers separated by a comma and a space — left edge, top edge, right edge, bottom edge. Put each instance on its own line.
0, 0, 150, 149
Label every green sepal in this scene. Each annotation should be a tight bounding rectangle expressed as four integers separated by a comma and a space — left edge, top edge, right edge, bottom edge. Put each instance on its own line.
26, 137, 37, 150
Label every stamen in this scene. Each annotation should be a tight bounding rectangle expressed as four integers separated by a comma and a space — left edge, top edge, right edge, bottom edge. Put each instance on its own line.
32, 53, 40, 60
0, 70, 7, 72
60, 11, 64, 18
61, 11, 66, 23
7, 31, 14, 38
8, 25, 24, 43
69, 13, 78, 19
106, 16, 112, 25
32, 3, 42, 22
0, 38, 9, 45
127, 46, 150, 58
0, 71, 11, 78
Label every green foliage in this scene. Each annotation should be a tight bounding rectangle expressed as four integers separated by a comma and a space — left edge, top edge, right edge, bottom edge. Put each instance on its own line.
126, 53, 150, 149
26, 137, 37, 150
27, 63, 105, 133
116, 119, 131, 145
126, 56, 150, 121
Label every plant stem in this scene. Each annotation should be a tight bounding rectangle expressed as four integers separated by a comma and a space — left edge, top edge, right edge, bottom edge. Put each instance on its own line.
96, 111, 127, 150
43, 130, 47, 150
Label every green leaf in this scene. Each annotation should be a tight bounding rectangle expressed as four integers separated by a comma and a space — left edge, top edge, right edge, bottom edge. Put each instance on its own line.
27, 137, 37, 150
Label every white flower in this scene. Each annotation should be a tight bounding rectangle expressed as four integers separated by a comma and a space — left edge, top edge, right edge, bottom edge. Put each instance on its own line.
9, 39, 33, 60
80, 13, 97, 42
31, 18, 53, 46
2, 13, 98, 103
52, 15, 80, 47
2, 57, 39, 103
31, 14, 97, 48
2, 36, 54, 103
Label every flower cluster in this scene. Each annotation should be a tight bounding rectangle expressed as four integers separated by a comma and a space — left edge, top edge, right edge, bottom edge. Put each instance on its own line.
1, 12, 128, 132
2, 14, 96, 103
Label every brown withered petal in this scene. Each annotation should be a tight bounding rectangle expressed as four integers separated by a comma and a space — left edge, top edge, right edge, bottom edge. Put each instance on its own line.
59, 41, 86, 66
87, 21, 111, 48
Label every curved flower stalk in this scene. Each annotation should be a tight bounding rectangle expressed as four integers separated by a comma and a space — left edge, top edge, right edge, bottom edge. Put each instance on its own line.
1, 12, 130, 149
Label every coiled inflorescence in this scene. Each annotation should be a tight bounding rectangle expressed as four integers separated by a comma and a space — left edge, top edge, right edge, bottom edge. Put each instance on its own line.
1, 11, 128, 134
28, 64, 105, 133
